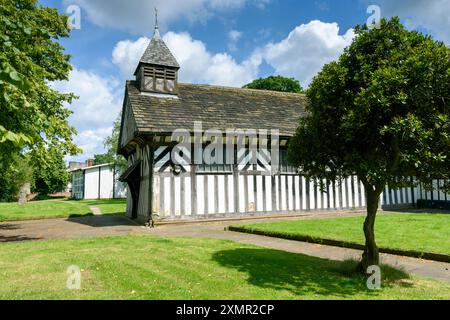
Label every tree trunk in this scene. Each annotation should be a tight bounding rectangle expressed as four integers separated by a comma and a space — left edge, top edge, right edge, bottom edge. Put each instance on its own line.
360, 189, 381, 272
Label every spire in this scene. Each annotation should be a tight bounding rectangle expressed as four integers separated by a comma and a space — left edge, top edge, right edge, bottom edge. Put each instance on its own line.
153, 7, 161, 39
133, 7, 180, 77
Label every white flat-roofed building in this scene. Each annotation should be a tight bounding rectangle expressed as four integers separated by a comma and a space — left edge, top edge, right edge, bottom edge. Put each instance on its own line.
70, 163, 127, 200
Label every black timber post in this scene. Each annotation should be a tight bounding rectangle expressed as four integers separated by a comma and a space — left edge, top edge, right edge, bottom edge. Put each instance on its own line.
112, 166, 116, 199
410, 176, 416, 208
437, 179, 441, 201
233, 148, 240, 214
82, 170, 86, 199
190, 141, 198, 216
148, 147, 155, 226
98, 166, 101, 199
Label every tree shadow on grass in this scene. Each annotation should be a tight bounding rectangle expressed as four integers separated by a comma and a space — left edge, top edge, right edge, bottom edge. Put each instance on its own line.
212, 248, 412, 299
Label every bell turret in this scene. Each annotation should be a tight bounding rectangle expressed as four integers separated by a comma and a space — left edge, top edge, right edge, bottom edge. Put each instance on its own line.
134, 9, 180, 95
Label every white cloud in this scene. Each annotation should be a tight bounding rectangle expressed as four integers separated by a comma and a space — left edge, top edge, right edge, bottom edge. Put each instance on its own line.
63, 0, 270, 34
113, 32, 260, 87
60, 19, 357, 161
368, 0, 450, 43
315, 1, 330, 12
258, 20, 355, 87
71, 127, 113, 162
228, 30, 243, 51
112, 21, 355, 88
112, 37, 149, 77
52, 67, 122, 161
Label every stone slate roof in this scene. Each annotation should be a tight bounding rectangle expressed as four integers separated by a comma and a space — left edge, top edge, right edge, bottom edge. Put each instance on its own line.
125, 81, 308, 138
134, 37, 180, 74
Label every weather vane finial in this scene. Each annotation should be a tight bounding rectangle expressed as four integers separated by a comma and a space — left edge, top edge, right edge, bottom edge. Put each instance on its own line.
153, 7, 161, 38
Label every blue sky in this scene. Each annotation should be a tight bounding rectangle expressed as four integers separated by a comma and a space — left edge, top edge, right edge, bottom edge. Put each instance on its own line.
39, 0, 450, 162
44, 0, 371, 80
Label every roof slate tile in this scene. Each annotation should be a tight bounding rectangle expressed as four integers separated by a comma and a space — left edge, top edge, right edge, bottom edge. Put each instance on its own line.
125, 81, 308, 137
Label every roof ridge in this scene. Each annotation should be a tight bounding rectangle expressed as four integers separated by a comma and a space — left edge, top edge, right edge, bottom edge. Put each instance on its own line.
177, 82, 306, 97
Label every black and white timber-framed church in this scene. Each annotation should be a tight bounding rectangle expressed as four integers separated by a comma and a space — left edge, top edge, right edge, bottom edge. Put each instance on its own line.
118, 17, 415, 224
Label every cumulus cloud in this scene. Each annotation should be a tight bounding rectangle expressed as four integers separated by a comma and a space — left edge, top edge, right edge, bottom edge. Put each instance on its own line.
63, 0, 270, 34
52, 67, 123, 161
257, 20, 354, 87
113, 32, 260, 87
71, 127, 114, 162
112, 37, 149, 77
367, 0, 450, 43
113, 20, 356, 88
228, 30, 243, 51
59, 19, 357, 160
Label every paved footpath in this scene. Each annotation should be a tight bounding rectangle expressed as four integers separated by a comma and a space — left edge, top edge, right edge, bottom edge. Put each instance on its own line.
0, 213, 449, 283
0, 215, 147, 242
89, 206, 103, 216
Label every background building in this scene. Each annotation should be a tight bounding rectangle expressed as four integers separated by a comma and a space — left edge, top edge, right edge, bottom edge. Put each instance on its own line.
70, 161, 126, 200
118, 21, 448, 224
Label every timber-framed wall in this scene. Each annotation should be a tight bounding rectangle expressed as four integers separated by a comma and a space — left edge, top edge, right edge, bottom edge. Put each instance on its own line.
126, 144, 419, 223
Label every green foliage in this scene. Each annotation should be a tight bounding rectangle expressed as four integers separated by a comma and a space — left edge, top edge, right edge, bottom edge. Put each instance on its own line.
0, 147, 70, 201
244, 76, 304, 93
95, 114, 128, 171
0, 0, 80, 197
0, 154, 33, 202
93, 153, 114, 166
30, 146, 70, 197
288, 17, 450, 192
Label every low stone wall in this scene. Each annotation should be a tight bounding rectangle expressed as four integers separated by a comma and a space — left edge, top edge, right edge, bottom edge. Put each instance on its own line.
417, 200, 450, 211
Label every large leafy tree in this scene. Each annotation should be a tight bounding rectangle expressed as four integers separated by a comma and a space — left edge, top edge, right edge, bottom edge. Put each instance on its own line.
0, 4, 79, 159
0, 154, 33, 202
93, 153, 113, 166
288, 17, 449, 271
0, 0, 79, 199
31, 146, 70, 197
94, 115, 128, 172
244, 76, 304, 93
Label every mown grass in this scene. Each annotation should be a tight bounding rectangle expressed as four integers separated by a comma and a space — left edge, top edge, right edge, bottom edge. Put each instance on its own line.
234, 213, 450, 255
0, 236, 448, 300
0, 199, 126, 222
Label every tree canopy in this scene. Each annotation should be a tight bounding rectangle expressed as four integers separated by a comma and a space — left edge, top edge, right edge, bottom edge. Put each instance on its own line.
288, 17, 450, 270
94, 114, 128, 172
31, 146, 70, 197
0, 154, 33, 202
243, 76, 304, 93
0, 0, 79, 200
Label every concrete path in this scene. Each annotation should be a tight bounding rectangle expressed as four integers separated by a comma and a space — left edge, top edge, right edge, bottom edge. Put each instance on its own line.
0, 216, 147, 242
89, 206, 103, 216
0, 211, 362, 243
0, 213, 449, 283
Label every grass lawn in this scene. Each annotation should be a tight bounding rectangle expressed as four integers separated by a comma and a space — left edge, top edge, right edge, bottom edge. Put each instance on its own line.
0, 236, 448, 300
234, 213, 450, 256
0, 199, 126, 222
